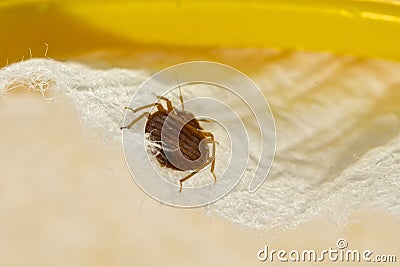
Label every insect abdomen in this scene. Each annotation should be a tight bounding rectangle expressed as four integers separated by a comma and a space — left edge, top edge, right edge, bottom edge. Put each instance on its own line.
145, 111, 209, 171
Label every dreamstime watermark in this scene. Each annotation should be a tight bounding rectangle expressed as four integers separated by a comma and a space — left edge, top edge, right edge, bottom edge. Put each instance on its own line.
257, 238, 397, 263
121, 61, 276, 207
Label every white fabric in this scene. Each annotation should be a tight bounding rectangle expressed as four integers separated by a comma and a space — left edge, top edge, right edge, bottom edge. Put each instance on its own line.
1, 53, 399, 230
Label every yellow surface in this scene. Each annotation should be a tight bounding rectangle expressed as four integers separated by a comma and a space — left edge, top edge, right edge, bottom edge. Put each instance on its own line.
2, 0, 400, 64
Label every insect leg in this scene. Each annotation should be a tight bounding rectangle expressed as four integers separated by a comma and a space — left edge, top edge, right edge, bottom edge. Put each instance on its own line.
178, 132, 217, 192
125, 103, 166, 113
202, 132, 217, 182
179, 171, 198, 192
152, 94, 173, 112
120, 112, 150, 130
125, 104, 154, 113
197, 119, 211, 123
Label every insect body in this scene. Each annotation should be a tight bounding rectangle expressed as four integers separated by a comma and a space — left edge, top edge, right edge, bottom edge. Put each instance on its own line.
121, 93, 217, 192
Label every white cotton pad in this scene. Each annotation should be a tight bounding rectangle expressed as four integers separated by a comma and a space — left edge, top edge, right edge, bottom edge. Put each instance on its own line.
1, 59, 148, 143
1, 53, 400, 230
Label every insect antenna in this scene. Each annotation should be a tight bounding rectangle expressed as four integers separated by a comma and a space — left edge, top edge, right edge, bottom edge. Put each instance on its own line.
175, 71, 185, 111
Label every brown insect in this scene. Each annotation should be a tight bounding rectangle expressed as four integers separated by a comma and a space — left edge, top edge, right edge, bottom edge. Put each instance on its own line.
121, 90, 217, 192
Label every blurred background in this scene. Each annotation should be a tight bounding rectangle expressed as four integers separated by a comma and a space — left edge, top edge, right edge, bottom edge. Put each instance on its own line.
3, 0, 400, 67
1, 0, 400, 266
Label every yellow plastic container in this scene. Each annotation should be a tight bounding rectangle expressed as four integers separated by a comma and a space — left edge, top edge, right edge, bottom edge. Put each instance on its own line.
1, 0, 400, 64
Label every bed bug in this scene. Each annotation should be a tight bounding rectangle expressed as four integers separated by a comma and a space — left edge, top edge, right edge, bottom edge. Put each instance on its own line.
120, 89, 217, 192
